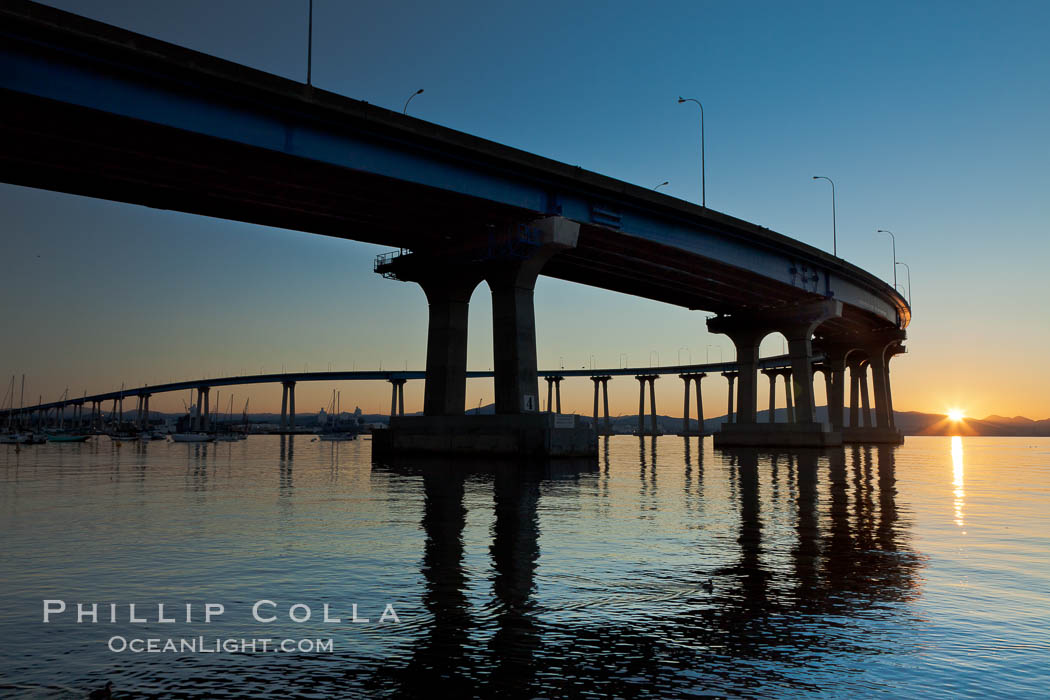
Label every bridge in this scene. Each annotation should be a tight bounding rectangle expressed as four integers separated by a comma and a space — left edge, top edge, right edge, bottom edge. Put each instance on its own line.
2, 355, 799, 435
0, 0, 908, 453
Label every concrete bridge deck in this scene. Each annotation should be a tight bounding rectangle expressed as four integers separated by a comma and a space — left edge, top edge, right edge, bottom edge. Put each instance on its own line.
0, 1, 909, 450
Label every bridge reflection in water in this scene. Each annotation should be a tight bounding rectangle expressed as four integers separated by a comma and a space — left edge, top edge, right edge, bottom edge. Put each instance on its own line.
0, 436, 927, 696
366, 442, 922, 697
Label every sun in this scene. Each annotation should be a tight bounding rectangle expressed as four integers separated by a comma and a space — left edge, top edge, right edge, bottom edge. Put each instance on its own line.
948, 409, 965, 422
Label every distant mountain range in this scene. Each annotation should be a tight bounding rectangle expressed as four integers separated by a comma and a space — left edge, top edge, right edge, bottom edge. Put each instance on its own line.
151, 407, 1050, 437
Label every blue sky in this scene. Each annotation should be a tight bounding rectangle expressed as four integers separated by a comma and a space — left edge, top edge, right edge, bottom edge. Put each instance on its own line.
2, 0, 1048, 418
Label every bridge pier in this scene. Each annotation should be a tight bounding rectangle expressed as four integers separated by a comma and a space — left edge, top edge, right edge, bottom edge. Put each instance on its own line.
839, 335, 904, 444
545, 376, 564, 414
709, 302, 843, 447
372, 217, 595, 458
722, 371, 737, 424
678, 373, 705, 435
634, 375, 658, 436
762, 369, 778, 423
590, 375, 611, 434
389, 378, 407, 416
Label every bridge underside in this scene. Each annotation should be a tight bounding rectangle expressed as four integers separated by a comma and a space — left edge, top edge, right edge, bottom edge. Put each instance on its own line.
2, 90, 881, 339
0, 0, 910, 452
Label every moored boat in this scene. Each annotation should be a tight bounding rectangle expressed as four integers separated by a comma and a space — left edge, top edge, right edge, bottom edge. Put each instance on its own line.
171, 433, 215, 442
46, 433, 91, 442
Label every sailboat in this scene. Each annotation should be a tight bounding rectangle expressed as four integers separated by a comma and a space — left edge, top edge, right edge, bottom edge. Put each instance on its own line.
47, 387, 90, 441
215, 394, 239, 441
318, 389, 358, 441
171, 389, 213, 442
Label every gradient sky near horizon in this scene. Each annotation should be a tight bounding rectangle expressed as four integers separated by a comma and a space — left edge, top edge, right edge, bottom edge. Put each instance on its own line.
2, 0, 1048, 420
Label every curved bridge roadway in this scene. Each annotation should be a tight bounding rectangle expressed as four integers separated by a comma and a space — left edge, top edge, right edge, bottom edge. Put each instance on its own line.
0, 1, 908, 446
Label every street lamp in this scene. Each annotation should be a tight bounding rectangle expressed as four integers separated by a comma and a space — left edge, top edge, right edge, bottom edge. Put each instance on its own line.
678, 97, 705, 207
306, 0, 313, 86
895, 261, 912, 306
654, 181, 669, 190
812, 176, 837, 256
403, 88, 424, 114
877, 229, 896, 288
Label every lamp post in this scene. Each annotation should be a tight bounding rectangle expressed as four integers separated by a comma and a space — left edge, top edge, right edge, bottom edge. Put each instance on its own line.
654, 181, 669, 190
812, 176, 837, 256
403, 88, 424, 114
877, 229, 896, 288
677, 97, 705, 207
306, 0, 313, 86
895, 261, 912, 306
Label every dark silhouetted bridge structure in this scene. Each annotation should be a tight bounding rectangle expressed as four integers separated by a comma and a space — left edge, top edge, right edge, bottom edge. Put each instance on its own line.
0, 1, 908, 454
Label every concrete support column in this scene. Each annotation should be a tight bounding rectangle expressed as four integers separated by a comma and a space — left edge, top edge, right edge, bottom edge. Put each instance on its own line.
143, 395, 151, 430
554, 377, 562, 414
486, 218, 579, 416
694, 374, 705, 434
601, 377, 611, 434
859, 364, 872, 428
783, 326, 818, 424
591, 376, 600, 430
287, 383, 295, 430
388, 378, 406, 417
823, 371, 833, 415
783, 371, 795, 423
636, 375, 646, 436
418, 276, 482, 416
885, 362, 896, 429
280, 384, 289, 432
488, 269, 542, 415
680, 374, 692, 435
648, 375, 658, 437
848, 362, 861, 427
763, 370, 777, 423
827, 359, 846, 432
867, 350, 892, 430
723, 372, 737, 423
729, 334, 761, 425
546, 377, 554, 413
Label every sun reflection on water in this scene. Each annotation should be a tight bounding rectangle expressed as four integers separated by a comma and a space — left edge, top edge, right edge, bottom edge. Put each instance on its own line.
951, 436, 965, 530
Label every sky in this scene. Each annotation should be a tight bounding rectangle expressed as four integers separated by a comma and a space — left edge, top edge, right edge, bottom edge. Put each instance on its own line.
2, 0, 1048, 420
